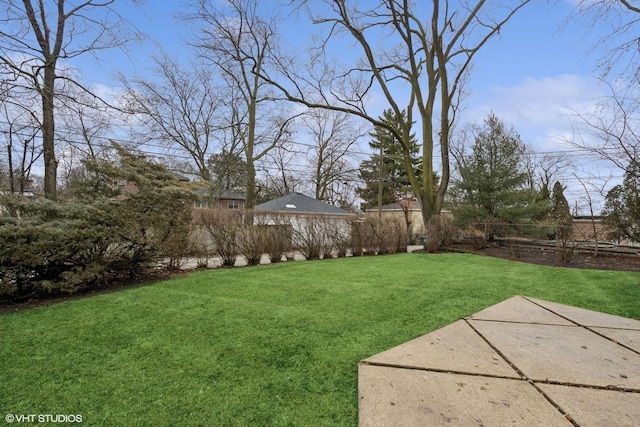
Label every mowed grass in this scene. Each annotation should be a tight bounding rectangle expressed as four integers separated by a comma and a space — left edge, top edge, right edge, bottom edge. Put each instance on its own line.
1, 253, 639, 426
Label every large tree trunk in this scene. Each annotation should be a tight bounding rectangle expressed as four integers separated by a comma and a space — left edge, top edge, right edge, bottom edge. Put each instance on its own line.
246, 160, 256, 208
42, 67, 58, 200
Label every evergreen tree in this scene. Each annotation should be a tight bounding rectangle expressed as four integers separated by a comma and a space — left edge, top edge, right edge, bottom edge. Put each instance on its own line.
550, 181, 573, 238
207, 149, 248, 193
357, 109, 421, 211
452, 114, 535, 225
79, 143, 196, 268
532, 182, 552, 221
602, 162, 640, 243
0, 144, 196, 300
550, 182, 572, 224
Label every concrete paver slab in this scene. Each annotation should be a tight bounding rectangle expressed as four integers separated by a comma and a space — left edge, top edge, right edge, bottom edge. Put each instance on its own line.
469, 320, 640, 389
362, 320, 520, 378
538, 384, 640, 427
359, 365, 572, 427
591, 327, 640, 353
527, 297, 640, 329
359, 296, 640, 426
467, 295, 573, 325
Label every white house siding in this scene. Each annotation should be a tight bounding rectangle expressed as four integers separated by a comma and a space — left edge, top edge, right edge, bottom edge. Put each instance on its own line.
254, 212, 353, 249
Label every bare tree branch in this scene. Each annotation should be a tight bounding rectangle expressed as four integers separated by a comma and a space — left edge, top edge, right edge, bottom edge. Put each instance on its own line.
257, 0, 531, 249
0, 0, 143, 199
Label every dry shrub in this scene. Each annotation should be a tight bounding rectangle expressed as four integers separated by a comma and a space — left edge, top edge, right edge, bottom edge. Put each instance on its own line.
237, 225, 267, 266
350, 218, 366, 256
294, 216, 330, 260
556, 224, 574, 263
352, 216, 408, 255
325, 219, 350, 257
253, 212, 293, 263
195, 209, 242, 266
264, 224, 292, 263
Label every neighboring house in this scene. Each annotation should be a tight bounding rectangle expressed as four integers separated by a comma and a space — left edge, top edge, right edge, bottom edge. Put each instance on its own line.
194, 189, 246, 212
254, 192, 357, 247
373, 198, 425, 242
255, 192, 354, 216
371, 198, 455, 243
189, 189, 248, 253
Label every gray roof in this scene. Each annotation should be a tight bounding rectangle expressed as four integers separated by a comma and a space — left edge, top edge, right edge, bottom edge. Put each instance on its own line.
255, 192, 354, 215
219, 189, 246, 200
194, 188, 246, 200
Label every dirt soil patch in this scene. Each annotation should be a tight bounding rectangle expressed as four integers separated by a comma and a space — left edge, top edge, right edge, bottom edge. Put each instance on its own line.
448, 241, 640, 272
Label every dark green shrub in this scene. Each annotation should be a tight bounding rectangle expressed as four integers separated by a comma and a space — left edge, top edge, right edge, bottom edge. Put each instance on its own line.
0, 146, 195, 301
0, 196, 112, 299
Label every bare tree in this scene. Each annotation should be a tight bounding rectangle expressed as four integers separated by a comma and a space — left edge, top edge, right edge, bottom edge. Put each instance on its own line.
568, 2, 640, 213
187, 0, 300, 209
122, 54, 223, 182
535, 152, 573, 192
570, 82, 639, 172
55, 80, 122, 194
57, 95, 114, 160
0, 0, 141, 200
520, 147, 573, 198
0, 83, 41, 193
301, 109, 364, 206
574, 173, 608, 257
258, 0, 531, 249
257, 141, 303, 201
572, 1, 640, 84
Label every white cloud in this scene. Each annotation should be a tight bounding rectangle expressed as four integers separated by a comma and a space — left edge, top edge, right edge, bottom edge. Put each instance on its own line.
463, 74, 606, 152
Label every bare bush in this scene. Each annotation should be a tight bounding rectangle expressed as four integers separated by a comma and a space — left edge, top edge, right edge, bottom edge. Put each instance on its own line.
350, 218, 366, 256
556, 224, 575, 263
334, 234, 351, 258
364, 217, 385, 254
353, 216, 408, 254
253, 212, 293, 263
322, 218, 345, 257
196, 210, 241, 266
187, 233, 213, 268
264, 224, 292, 263
237, 225, 267, 266
294, 216, 330, 260
392, 219, 409, 253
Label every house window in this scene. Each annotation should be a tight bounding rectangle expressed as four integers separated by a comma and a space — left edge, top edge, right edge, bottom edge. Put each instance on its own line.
228, 200, 239, 210
194, 199, 209, 208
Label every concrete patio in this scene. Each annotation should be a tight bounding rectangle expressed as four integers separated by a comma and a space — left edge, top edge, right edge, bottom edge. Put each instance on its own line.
358, 295, 640, 426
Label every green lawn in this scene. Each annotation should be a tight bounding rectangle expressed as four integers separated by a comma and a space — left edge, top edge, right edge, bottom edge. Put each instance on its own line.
1, 253, 639, 426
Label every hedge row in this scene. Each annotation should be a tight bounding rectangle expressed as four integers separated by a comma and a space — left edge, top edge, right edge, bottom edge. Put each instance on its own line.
0, 196, 416, 301
190, 210, 410, 266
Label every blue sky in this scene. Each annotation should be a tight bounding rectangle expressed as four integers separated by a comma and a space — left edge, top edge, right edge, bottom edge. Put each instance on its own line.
73, 0, 620, 211
82, 0, 604, 147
